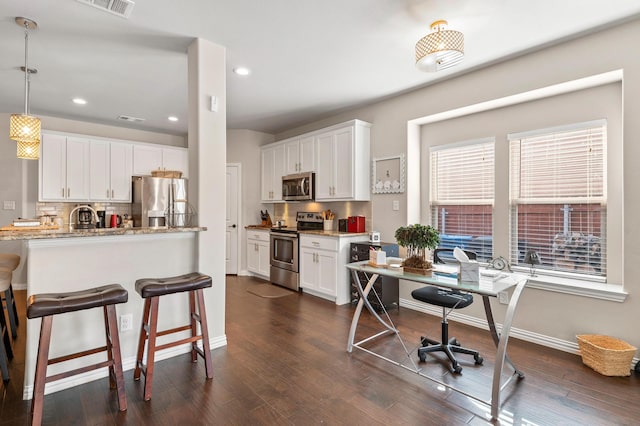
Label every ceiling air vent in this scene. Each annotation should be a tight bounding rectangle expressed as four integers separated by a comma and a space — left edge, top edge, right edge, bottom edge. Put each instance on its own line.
117, 115, 145, 123
76, 0, 135, 19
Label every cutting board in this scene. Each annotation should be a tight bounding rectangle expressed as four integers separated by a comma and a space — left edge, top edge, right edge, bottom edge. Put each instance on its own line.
0, 225, 60, 232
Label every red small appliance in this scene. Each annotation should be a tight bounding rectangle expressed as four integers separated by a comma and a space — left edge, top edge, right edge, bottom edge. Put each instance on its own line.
347, 216, 365, 233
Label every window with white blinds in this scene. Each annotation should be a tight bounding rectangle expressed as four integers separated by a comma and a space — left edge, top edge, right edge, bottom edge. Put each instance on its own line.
430, 139, 495, 261
509, 120, 606, 277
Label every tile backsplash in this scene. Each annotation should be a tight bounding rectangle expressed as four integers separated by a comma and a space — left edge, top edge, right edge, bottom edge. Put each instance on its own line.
36, 202, 131, 226
270, 201, 371, 231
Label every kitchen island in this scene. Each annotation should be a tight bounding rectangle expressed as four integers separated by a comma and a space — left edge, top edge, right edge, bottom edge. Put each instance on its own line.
1, 226, 216, 400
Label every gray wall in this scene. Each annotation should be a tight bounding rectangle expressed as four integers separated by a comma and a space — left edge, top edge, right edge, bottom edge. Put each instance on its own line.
273, 18, 640, 350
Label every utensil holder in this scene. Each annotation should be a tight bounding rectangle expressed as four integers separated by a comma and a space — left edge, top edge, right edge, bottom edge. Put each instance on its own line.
323, 220, 333, 231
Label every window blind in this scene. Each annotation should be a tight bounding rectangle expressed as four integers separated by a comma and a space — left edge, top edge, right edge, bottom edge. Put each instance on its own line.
509, 121, 606, 277
430, 140, 495, 261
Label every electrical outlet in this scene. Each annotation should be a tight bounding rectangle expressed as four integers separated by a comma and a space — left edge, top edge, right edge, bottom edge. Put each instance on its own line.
498, 291, 509, 305
120, 313, 133, 332
3, 201, 15, 210
392, 200, 399, 211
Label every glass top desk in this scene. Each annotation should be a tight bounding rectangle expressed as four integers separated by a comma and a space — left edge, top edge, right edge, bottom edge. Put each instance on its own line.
345, 260, 528, 420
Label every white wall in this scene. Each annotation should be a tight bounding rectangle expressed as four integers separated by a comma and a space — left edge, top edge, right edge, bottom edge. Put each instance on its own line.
274, 18, 640, 350
227, 129, 275, 274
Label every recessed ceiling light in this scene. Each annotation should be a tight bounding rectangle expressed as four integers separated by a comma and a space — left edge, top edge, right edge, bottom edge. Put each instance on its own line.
72, 98, 87, 105
168, 116, 179, 122
233, 67, 250, 76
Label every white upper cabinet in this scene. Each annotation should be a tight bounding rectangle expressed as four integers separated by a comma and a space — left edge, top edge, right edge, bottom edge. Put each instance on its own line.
264, 119, 371, 203
261, 143, 286, 202
132, 144, 189, 178
109, 142, 133, 201
162, 146, 189, 178
90, 140, 133, 202
40, 134, 90, 202
284, 135, 315, 175
40, 131, 184, 203
132, 144, 162, 176
315, 120, 370, 201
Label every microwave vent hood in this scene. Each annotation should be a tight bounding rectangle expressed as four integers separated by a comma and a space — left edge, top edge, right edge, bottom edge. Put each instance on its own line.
282, 172, 315, 201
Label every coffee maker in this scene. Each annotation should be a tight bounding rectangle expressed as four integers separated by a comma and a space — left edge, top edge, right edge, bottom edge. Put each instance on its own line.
96, 211, 106, 228
76, 205, 95, 229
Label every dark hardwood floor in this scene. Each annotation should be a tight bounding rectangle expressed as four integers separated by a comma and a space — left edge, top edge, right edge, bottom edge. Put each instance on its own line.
1, 276, 639, 425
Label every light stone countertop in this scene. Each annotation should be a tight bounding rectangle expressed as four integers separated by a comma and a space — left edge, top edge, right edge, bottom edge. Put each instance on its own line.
0, 226, 207, 241
297, 230, 369, 237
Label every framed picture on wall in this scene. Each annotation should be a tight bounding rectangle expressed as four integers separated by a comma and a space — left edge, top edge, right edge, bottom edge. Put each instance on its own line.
372, 154, 405, 194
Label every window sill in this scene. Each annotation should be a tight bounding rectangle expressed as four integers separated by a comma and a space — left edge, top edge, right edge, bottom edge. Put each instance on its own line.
521, 273, 627, 302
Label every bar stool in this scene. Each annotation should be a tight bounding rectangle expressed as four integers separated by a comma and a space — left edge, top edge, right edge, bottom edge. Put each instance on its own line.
0, 268, 14, 382
0, 253, 21, 338
27, 284, 128, 426
134, 272, 213, 401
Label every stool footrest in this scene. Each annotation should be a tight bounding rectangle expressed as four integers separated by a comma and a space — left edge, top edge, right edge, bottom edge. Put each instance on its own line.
46, 359, 114, 383
156, 324, 192, 338
155, 335, 202, 352
48, 345, 108, 365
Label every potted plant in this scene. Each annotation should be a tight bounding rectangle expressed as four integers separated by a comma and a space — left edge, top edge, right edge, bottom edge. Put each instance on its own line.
394, 224, 440, 273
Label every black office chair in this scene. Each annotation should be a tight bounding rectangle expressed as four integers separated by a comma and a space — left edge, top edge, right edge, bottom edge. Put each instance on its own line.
411, 248, 483, 374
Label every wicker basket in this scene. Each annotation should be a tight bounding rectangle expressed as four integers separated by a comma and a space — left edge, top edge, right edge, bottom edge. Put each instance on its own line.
151, 169, 183, 178
576, 334, 637, 376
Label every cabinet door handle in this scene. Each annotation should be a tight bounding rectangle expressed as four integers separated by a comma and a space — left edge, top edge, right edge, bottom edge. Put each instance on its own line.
67, 188, 70, 198
61, 188, 65, 197
111, 189, 114, 198
107, 189, 110, 198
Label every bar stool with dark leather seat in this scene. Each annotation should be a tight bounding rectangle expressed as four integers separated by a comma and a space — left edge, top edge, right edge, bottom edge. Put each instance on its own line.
133, 272, 213, 401
27, 284, 128, 426
0, 253, 21, 339
0, 268, 14, 382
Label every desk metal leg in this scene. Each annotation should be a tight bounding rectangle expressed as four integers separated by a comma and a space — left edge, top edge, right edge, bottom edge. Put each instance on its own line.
482, 296, 523, 376
348, 271, 398, 352
489, 279, 527, 419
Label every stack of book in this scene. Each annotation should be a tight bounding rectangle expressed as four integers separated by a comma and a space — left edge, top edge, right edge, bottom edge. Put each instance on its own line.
12, 219, 41, 227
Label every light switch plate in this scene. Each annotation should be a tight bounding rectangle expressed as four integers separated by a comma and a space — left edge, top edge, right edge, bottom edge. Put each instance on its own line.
3, 201, 15, 210
392, 200, 399, 211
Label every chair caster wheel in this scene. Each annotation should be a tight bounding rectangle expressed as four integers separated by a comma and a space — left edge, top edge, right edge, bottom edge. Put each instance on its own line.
453, 365, 463, 374
474, 355, 484, 365
420, 337, 430, 347
418, 350, 427, 362
452, 339, 460, 346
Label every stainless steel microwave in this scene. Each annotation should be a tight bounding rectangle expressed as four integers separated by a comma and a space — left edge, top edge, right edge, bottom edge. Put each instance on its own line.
282, 172, 315, 201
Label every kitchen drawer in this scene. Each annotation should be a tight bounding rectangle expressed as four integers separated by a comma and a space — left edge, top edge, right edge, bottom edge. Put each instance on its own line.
300, 235, 338, 252
247, 229, 270, 242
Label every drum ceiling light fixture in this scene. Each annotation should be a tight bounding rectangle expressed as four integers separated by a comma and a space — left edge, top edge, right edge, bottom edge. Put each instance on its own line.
415, 20, 464, 72
10, 17, 41, 160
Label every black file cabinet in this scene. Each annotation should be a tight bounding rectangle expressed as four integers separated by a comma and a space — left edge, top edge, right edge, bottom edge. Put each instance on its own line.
349, 242, 399, 311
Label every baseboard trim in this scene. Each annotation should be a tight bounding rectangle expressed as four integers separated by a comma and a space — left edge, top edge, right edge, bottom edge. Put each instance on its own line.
22, 335, 227, 400
401, 297, 580, 354
401, 297, 639, 368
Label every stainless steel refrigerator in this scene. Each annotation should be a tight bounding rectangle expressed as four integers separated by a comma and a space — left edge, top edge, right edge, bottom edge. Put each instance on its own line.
131, 176, 189, 228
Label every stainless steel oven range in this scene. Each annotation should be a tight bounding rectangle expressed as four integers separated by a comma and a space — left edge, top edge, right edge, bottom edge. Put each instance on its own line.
270, 211, 324, 291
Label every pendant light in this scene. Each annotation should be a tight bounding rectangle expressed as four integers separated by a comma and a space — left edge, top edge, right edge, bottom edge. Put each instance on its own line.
10, 17, 41, 160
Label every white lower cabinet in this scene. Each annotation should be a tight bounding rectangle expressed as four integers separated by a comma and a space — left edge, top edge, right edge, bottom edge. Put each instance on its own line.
246, 229, 270, 279
299, 234, 368, 304
300, 239, 338, 297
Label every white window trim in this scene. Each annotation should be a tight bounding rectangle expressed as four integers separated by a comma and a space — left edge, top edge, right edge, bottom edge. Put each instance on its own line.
409, 70, 624, 301
514, 268, 627, 302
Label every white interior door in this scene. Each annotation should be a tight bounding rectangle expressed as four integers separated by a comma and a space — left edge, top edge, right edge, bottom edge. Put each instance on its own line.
226, 164, 240, 274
